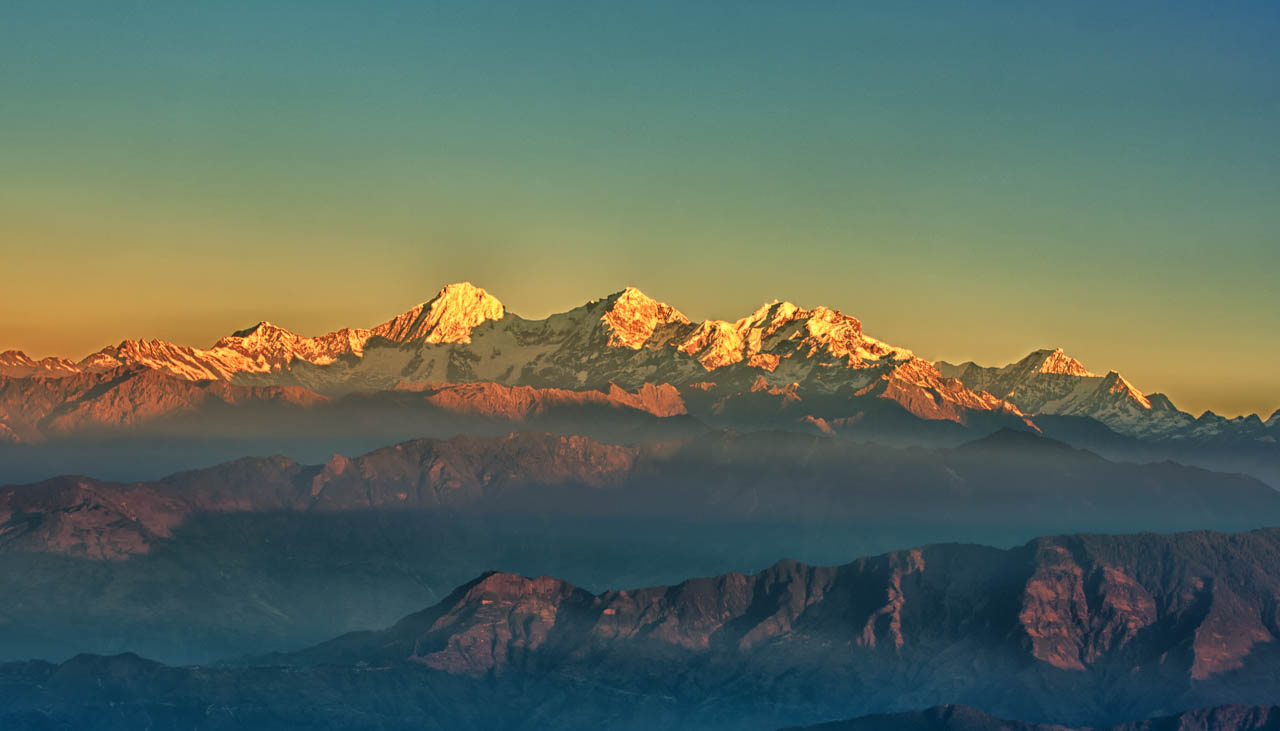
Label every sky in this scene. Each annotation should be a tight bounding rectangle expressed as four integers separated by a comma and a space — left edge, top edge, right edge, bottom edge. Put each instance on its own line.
1, 1, 1277, 417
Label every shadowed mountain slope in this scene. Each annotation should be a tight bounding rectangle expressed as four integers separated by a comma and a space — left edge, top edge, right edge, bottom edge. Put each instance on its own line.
4, 529, 1280, 729
4, 430, 1277, 562
3, 430, 1279, 664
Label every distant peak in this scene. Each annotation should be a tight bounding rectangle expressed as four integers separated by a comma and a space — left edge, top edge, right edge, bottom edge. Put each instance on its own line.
1100, 370, 1152, 409
759, 299, 799, 316
674, 296, 916, 370
1038, 348, 1095, 376
615, 285, 651, 299
959, 428, 1080, 455
1019, 348, 1097, 377
730, 300, 803, 334
462, 570, 574, 601
422, 282, 505, 318
608, 286, 682, 313
229, 321, 289, 339
437, 281, 491, 299
601, 287, 690, 349
1145, 392, 1178, 412
800, 305, 870, 340
373, 282, 505, 344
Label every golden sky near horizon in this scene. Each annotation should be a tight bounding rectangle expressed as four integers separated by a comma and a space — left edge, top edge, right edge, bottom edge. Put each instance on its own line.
2, 2, 1277, 418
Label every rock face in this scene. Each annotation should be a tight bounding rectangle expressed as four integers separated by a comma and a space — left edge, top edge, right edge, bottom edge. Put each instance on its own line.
264, 528, 1280, 727
284, 529, 1280, 697
402, 380, 688, 420
5, 530, 1280, 730
0, 367, 688, 447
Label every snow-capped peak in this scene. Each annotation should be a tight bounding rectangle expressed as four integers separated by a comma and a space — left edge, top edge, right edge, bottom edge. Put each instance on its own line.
799, 306, 871, 358
372, 282, 505, 344
209, 320, 369, 369
228, 321, 288, 339
676, 299, 912, 370
1100, 370, 1151, 410
739, 300, 805, 336
932, 348, 1198, 438
1035, 348, 1097, 377
7, 281, 1263, 445
1014, 348, 1098, 377
0, 350, 36, 368
0, 350, 82, 378
599, 287, 690, 349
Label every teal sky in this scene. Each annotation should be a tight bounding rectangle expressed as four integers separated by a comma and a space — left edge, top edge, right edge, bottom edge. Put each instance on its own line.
2, 1, 1277, 416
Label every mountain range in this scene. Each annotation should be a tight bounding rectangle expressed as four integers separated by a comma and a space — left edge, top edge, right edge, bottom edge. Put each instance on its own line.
3, 282, 1277, 485
3, 429, 1279, 664
3, 528, 1280, 730
3, 282, 1280, 728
